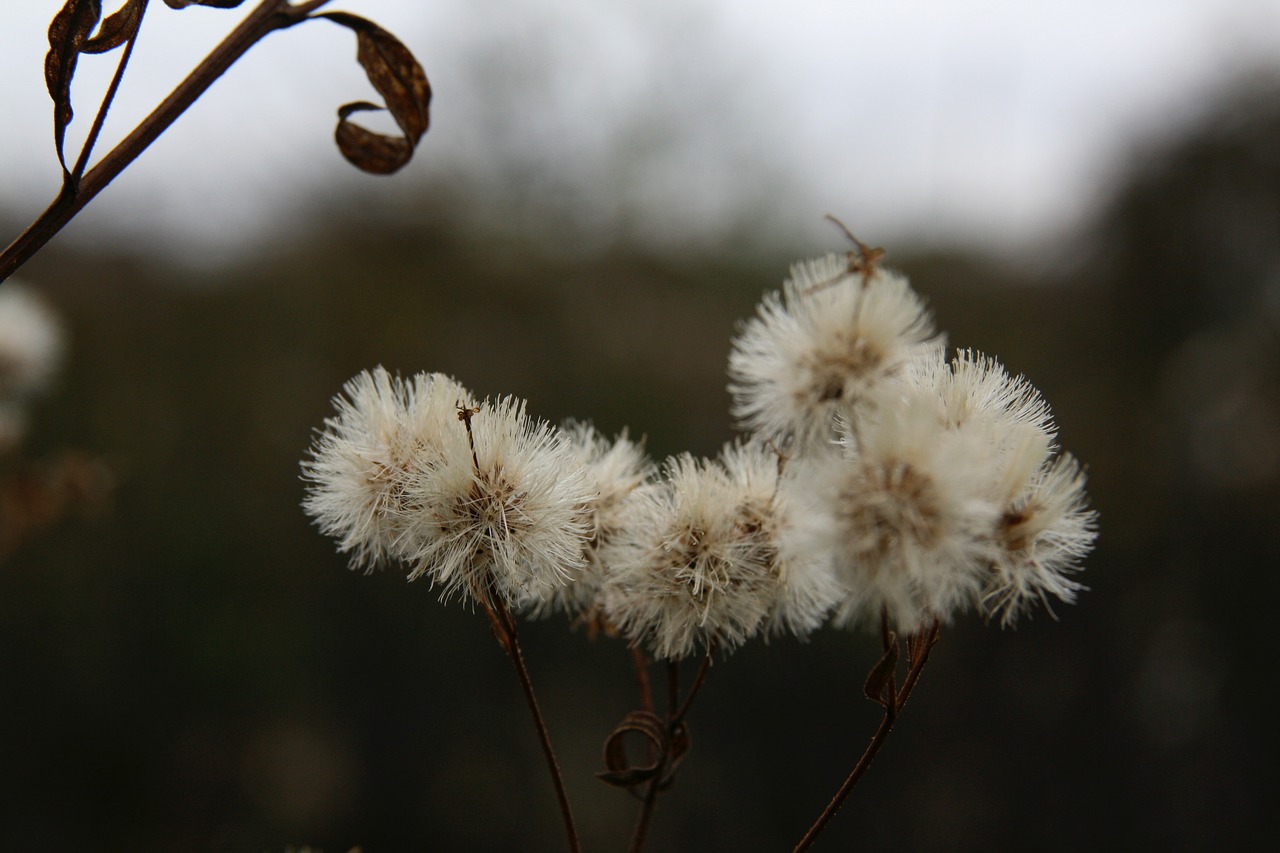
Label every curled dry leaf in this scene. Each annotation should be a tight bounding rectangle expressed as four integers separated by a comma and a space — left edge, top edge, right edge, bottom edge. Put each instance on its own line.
83, 0, 146, 54
44, 0, 149, 174
597, 710, 690, 791
318, 12, 432, 175
44, 0, 103, 172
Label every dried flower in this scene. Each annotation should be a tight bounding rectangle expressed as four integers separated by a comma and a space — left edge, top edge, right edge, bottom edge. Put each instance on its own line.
395, 393, 594, 607
984, 452, 1097, 626
604, 443, 838, 659
728, 254, 941, 451
303, 369, 594, 608
519, 422, 656, 622
301, 367, 475, 570
913, 349, 1054, 439
717, 441, 841, 639
808, 393, 1000, 633
904, 350, 1096, 624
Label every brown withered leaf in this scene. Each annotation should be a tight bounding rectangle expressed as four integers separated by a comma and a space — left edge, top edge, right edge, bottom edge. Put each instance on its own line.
83, 0, 146, 54
319, 12, 432, 175
333, 102, 413, 176
45, 0, 103, 172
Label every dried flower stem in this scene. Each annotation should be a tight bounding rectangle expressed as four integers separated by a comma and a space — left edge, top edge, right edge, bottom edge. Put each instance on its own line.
792, 619, 941, 853
672, 646, 713, 726
626, 647, 713, 853
479, 588, 581, 853
0, 0, 332, 283
630, 643, 655, 714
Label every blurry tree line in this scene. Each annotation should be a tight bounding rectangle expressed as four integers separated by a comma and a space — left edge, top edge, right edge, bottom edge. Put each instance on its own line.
2, 76, 1278, 851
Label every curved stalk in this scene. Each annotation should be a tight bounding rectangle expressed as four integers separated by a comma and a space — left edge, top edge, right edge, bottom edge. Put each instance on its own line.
792, 620, 940, 853
480, 592, 581, 853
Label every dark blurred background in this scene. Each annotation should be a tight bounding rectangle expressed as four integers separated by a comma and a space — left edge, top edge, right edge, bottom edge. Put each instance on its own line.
4, 40, 1280, 853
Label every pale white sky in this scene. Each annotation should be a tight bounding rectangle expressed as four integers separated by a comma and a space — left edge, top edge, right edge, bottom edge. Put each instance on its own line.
3, 0, 1280, 261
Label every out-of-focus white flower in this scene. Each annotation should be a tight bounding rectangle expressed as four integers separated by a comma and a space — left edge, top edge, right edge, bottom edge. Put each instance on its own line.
984, 453, 1097, 626
302, 367, 474, 570
305, 369, 595, 608
808, 393, 1000, 633
604, 443, 839, 659
0, 281, 64, 399
519, 422, 656, 622
728, 254, 940, 451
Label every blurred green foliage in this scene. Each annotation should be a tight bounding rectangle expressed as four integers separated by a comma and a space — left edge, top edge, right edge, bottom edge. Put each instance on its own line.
3, 79, 1279, 852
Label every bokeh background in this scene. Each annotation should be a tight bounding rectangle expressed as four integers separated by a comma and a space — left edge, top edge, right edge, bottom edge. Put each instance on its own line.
3, 1, 1279, 850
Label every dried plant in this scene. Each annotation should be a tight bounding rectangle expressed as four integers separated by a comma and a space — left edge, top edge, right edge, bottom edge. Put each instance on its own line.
0, 6, 1098, 848
0, 0, 432, 283
302, 230, 1098, 851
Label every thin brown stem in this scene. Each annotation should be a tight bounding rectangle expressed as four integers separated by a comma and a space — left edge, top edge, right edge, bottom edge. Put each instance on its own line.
895, 619, 940, 711
792, 620, 941, 853
671, 646, 713, 725
70, 0, 151, 183
666, 659, 680, 719
489, 594, 581, 853
626, 651, 715, 853
627, 660, 681, 853
627, 769, 662, 853
0, 0, 330, 282
630, 643, 655, 715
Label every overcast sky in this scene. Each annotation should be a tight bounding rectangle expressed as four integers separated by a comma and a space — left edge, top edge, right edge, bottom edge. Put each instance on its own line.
4, 0, 1280, 261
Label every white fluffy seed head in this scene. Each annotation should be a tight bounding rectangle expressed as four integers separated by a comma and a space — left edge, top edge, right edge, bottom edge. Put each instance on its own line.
304, 371, 594, 609
911, 349, 1055, 438
603, 442, 842, 659
983, 453, 1097, 627
718, 441, 842, 639
812, 393, 1000, 633
397, 395, 594, 608
900, 348, 1096, 624
301, 367, 474, 570
604, 451, 779, 659
520, 422, 657, 622
728, 254, 941, 452
905, 349, 1058, 504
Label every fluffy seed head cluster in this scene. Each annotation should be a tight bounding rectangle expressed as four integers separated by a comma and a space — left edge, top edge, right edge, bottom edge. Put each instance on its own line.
729, 254, 1097, 633
302, 240, 1096, 655
302, 367, 594, 608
